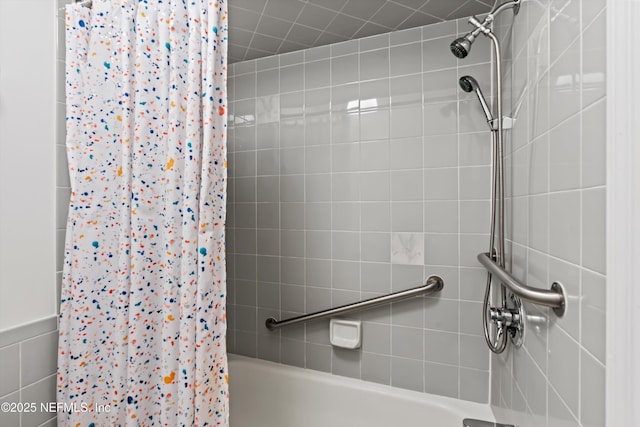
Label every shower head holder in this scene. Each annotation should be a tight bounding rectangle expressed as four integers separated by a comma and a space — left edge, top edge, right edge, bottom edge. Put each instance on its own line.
489, 116, 516, 131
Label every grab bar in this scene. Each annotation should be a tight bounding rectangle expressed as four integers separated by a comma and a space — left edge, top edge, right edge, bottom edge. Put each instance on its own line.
265, 275, 444, 331
477, 252, 566, 316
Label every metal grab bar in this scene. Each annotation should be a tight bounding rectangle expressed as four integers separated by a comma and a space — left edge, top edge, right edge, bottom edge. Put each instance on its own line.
477, 252, 566, 316
265, 275, 444, 331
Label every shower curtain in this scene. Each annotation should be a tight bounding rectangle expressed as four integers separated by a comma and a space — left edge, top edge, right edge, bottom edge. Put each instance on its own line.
58, 1, 228, 426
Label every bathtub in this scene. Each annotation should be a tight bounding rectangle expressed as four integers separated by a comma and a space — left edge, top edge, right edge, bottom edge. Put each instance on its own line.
228, 354, 495, 427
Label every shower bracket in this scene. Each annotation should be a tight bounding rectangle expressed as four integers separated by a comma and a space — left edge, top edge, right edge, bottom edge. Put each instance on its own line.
489, 116, 516, 131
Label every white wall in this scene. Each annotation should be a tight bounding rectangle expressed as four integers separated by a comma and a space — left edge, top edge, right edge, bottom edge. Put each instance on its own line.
0, 0, 57, 330
606, 1, 640, 426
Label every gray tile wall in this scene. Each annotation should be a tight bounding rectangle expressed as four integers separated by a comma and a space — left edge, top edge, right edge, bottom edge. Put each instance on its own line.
227, 19, 497, 403
491, 1, 606, 426
0, 317, 58, 427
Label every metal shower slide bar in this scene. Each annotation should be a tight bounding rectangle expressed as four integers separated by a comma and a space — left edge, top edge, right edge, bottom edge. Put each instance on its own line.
265, 275, 445, 331
477, 252, 567, 316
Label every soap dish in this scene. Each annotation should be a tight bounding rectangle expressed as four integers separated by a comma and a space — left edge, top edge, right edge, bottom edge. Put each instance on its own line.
330, 318, 362, 349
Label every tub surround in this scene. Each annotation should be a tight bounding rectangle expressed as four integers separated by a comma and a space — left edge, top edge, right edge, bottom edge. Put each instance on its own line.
227, 18, 495, 403
490, 1, 607, 427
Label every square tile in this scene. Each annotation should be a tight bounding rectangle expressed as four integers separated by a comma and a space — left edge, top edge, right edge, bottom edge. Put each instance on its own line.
0, 344, 19, 396
391, 233, 424, 265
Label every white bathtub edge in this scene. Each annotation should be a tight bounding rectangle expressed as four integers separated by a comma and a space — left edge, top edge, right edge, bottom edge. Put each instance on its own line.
228, 354, 496, 423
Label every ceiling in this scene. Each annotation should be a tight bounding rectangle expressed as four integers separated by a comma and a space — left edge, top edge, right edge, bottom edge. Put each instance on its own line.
228, 0, 495, 63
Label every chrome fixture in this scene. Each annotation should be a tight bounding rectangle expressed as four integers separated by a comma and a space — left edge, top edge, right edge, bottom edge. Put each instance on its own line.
453, 0, 568, 355
477, 253, 566, 316
490, 293, 525, 348
452, 0, 522, 354
450, 0, 521, 58
460, 75, 516, 131
449, 31, 477, 59
265, 276, 444, 331
459, 76, 494, 124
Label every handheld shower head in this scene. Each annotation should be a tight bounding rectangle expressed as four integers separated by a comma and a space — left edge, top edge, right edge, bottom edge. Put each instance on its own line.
459, 75, 494, 124
459, 75, 479, 93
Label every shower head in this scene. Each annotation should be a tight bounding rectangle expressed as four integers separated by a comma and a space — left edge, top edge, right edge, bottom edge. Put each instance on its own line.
459, 75, 494, 124
450, 15, 488, 59
450, 34, 475, 59
459, 75, 479, 93
450, 1, 521, 59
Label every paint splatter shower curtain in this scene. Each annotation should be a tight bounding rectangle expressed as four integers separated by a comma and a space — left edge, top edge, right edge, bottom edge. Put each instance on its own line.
58, 1, 228, 426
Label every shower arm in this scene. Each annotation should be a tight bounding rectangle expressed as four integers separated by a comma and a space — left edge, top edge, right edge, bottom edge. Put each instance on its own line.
461, 0, 521, 53
478, 0, 521, 30
490, 0, 521, 18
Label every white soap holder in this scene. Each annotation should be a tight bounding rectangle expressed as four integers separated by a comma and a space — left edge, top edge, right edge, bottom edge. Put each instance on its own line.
330, 318, 362, 349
